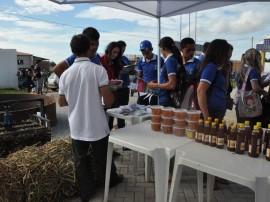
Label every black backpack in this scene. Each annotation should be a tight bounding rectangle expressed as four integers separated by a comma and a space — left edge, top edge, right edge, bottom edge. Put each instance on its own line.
163, 63, 187, 108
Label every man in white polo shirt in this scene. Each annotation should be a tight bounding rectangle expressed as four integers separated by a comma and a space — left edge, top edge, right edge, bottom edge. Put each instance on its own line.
58, 34, 123, 202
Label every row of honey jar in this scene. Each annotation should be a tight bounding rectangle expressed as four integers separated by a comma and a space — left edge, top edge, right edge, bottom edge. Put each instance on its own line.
151, 106, 201, 121
194, 118, 270, 161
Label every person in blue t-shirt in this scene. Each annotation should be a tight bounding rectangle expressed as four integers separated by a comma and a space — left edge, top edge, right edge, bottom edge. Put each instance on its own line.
180, 37, 201, 86
137, 40, 164, 105
148, 36, 183, 106
234, 48, 269, 128
197, 39, 231, 121
53, 27, 100, 77
198, 42, 210, 62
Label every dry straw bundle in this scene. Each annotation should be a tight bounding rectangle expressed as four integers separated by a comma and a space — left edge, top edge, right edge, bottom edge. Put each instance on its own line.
0, 137, 101, 202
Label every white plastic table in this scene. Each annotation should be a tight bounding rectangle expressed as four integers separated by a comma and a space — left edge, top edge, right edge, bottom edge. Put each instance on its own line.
169, 141, 270, 202
106, 108, 152, 176
104, 121, 194, 202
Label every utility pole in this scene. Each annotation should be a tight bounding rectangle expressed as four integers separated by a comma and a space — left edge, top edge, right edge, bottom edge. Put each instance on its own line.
195, 12, 197, 43
180, 15, 182, 41
189, 13, 191, 37
251, 36, 253, 48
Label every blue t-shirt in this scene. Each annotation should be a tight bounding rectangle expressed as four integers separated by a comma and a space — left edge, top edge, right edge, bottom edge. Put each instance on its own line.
159, 55, 179, 103
121, 55, 130, 66
137, 54, 164, 83
234, 65, 259, 91
65, 53, 101, 66
198, 53, 205, 62
184, 57, 200, 85
200, 63, 226, 111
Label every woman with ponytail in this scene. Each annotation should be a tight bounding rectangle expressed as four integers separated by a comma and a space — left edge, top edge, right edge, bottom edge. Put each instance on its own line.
147, 36, 184, 107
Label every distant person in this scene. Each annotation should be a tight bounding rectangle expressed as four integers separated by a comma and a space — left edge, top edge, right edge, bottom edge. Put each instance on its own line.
53, 27, 100, 78
180, 37, 201, 87
198, 42, 210, 62
34, 59, 42, 94
137, 40, 164, 105
58, 34, 123, 202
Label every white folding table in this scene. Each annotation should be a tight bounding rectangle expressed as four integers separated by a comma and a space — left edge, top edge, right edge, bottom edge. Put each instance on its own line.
169, 141, 270, 202
106, 108, 152, 177
104, 121, 194, 202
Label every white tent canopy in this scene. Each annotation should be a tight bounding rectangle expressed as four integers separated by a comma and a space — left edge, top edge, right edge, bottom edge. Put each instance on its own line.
49, 0, 253, 17
49, 0, 269, 82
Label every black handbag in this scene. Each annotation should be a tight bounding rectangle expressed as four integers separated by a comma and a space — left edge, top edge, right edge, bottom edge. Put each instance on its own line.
261, 97, 270, 128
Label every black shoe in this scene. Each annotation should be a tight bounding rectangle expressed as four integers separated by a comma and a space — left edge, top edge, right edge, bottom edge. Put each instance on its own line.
110, 174, 124, 188
113, 151, 121, 157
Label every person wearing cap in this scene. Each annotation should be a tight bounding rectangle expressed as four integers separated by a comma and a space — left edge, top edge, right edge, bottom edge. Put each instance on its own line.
136, 40, 164, 105
53, 27, 101, 78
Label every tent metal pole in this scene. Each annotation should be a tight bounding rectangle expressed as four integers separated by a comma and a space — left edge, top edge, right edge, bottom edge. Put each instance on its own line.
157, 17, 161, 85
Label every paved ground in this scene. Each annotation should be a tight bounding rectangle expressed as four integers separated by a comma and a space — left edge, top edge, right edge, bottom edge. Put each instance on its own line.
49, 91, 255, 202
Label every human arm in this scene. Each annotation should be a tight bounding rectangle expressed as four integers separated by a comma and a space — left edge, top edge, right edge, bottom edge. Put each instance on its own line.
100, 85, 114, 108
53, 60, 68, 78
197, 81, 210, 119
58, 95, 68, 107
251, 80, 268, 97
147, 75, 176, 90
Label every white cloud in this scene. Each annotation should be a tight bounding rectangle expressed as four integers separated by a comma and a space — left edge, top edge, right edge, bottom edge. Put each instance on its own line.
15, 0, 74, 14
14, 20, 62, 30
0, 13, 19, 21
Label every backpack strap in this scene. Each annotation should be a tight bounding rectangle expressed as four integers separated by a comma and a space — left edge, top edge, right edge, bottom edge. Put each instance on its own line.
240, 67, 251, 101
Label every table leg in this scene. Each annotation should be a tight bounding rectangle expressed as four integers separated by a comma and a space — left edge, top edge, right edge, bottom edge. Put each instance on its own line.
169, 151, 183, 202
206, 174, 215, 202
197, 171, 204, 202
255, 177, 270, 202
145, 155, 151, 182
133, 151, 138, 175
104, 142, 114, 202
153, 148, 170, 202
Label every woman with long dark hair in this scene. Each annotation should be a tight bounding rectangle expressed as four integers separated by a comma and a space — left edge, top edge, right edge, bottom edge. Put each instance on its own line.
147, 36, 184, 107
197, 39, 231, 121
100, 42, 124, 131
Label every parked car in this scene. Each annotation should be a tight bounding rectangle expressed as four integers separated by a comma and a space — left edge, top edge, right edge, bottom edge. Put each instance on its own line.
48, 72, 59, 91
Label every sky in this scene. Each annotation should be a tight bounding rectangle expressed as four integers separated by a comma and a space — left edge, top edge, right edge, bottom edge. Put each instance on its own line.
1, 0, 270, 64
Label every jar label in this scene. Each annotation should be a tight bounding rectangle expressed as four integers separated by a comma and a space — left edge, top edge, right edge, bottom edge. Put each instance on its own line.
240, 143, 245, 150
227, 140, 230, 147
267, 148, 270, 157
204, 135, 209, 142
212, 136, 216, 144
197, 132, 203, 140
256, 146, 260, 154
217, 138, 224, 145
249, 145, 252, 153
229, 140, 235, 148
202, 134, 205, 141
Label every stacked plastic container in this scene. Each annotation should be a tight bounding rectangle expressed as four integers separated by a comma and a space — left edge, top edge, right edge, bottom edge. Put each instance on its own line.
161, 107, 174, 134
173, 109, 187, 136
186, 110, 201, 139
151, 106, 163, 131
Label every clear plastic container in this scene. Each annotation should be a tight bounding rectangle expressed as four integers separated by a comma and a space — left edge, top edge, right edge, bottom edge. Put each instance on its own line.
151, 105, 163, 116
186, 110, 201, 121
186, 128, 196, 139
174, 119, 186, 128
187, 120, 199, 130
161, 117, 174, 125
151, 115, 161, 123
174, 127, 186, 137
162, 107, 174, 118
162, 124, 173, 134
173, 109, 187, 120
151, 122, 161, 131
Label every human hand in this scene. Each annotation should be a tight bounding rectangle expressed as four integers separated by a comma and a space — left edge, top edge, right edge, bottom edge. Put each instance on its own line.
147, 81, 156, 89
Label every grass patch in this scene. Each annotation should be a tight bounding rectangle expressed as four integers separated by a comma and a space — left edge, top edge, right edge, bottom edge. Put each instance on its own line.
0, 89, 28, 94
